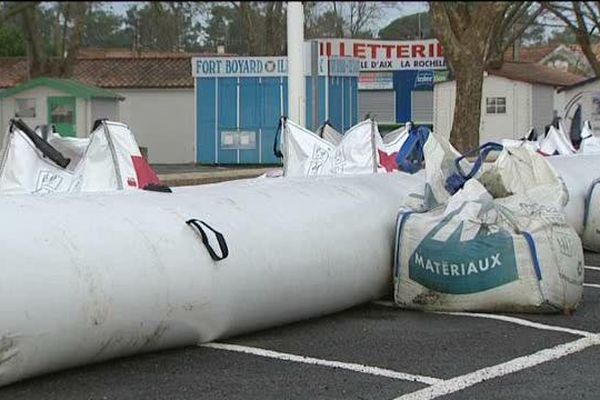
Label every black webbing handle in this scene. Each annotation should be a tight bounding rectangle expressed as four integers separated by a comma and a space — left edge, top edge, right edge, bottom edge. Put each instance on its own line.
186, 219, 229, 261
273, 116, 286, 158
11, 118, 71, 169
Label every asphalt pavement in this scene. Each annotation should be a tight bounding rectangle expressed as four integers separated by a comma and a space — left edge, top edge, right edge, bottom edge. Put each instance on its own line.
1, 256, 599, 399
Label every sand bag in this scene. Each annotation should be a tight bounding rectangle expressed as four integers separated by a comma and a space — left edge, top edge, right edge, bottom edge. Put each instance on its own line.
583, 179, 600, 251
501, 128, 540, 152
538, 125, 576, 156
579, 121, 600, 154
376, 124, 409, 172
0, 172, 425, 387
424, 137, 567, 207
547, 154, 600, 236
316, 121, 344, 146
0, 119, 162, 194
276, 118, 378, 177
393, 180, 584, 313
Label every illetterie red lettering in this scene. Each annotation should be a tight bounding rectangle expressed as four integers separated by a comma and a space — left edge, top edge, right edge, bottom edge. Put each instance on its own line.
319, 40, 444, 59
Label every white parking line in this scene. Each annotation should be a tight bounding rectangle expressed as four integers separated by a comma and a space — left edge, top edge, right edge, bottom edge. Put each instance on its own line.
393, 335, 600, 400
434, 311, 596, 337
372, 300, 597, 337
584, 283, 600, 289
201, 342, 443, 385
585, 266, 600, 271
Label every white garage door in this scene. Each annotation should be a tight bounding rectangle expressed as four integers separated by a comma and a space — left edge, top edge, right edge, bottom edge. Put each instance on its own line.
358, 90, 396, 123
411, 90, 434, 124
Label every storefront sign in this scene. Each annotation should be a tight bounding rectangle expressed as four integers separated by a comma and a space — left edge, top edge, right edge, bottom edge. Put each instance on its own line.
318, 39, 446, 71
434, 70, 449, 82
193, 57, 288, 77
414, 70, 434, 88
328, 56, 361, 77
358, 72, 394, 90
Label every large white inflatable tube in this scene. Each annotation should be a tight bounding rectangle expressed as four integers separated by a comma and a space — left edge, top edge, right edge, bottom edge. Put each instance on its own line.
0, 172, 424, 387
548, 154, 600, 235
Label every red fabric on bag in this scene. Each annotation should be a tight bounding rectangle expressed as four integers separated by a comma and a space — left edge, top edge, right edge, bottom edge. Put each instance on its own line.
131, 156, 161, 188
378, 150, 399, 172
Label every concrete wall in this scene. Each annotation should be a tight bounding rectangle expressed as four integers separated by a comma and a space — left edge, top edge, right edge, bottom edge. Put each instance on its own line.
91, 98, 120, 123
433, 75, 533, 143
0, 86, 90, 143
118, 88, 195, 164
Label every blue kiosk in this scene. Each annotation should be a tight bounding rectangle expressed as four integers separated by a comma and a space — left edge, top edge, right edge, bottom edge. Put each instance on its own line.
192, 55, 359, 165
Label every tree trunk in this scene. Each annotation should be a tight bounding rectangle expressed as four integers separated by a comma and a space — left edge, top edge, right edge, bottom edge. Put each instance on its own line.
576, 30, 600, 76
239, 2, 258, 55
265, 2, 275, 55
59, 3, 87, 77
21, 3, 49, 78
332, 2, 344, 37
450, 61, 485, 153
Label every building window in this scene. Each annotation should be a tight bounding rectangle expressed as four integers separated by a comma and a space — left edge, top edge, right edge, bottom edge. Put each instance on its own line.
486, 97, 506, 114
15, 98, 36, 118
50, 105, 74, 124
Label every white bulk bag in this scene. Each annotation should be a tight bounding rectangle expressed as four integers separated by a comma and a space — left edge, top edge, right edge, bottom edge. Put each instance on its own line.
316, 122, 344, 146
477, 145, 568, 202
376, 124, 409, 172
423, 134, 568, 208
501, 128, 540, 152
547, 154, 600, 236
394, 180, 584, 313
583, 179, 600, 251
0, 172, 425, 387
578, 121, 600, 154
422, 133, 600, 244
421, 131, 466, 207
0, 120, 161, 194
501, 139, 540, 152
538, 125, 576, 156
280, 118, 378, 177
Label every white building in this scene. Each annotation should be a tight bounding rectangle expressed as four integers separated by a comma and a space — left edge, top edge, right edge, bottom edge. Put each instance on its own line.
0, 55, 197, 164
433, 62, 585, 143
557, 77, 600, 141
0, 77, 123, 138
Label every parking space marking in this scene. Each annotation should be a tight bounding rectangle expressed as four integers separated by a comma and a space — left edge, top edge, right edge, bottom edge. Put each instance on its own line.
201, 342, 443, 385
585, 266, 600, 271
434, 311, 596, 337
372, 301, 597, 336
584, 283, 600, 289
393, 335, 600, 400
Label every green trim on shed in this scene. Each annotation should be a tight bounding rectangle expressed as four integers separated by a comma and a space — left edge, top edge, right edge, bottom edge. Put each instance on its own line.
0, 77, 125, 100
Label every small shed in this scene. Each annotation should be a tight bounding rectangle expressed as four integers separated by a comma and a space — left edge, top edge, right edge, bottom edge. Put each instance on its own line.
0, 77, 124, 139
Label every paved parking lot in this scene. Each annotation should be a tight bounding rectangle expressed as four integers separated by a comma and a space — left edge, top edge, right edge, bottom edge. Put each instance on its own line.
2, 255, 599, 399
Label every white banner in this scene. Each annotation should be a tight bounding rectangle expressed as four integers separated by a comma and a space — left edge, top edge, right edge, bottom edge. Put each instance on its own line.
317, 38, 447, 71
193, 56, 359, 78
193, 57, 288, 78
358, 72, 394, 90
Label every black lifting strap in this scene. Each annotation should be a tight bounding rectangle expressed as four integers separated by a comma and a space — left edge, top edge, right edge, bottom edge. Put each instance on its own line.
185, 219, 229, 261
